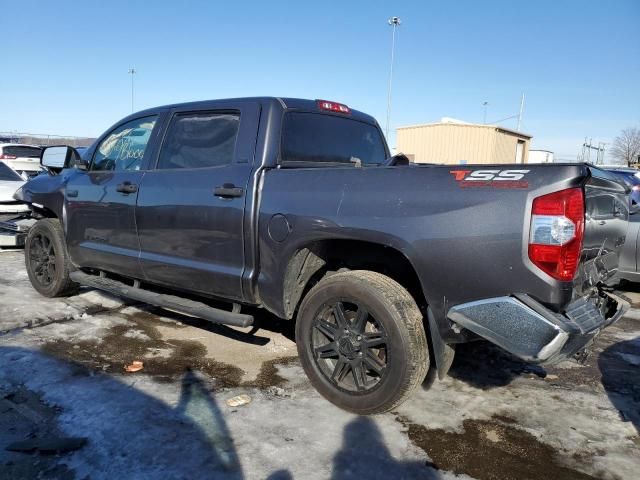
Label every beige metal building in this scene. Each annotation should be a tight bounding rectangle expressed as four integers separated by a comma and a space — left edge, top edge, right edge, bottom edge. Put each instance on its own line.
396, 118, 532, 165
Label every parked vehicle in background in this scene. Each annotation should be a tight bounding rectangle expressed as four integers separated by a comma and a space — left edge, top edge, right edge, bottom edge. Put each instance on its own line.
15, 97, 631, 414
605, 167, 640, 206
0, 162, 29, 217
0, 143, 43, 178
605, 167, 640, 283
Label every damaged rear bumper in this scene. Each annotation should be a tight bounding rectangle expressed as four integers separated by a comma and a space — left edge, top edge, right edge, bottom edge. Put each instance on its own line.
447, 291, 629, 364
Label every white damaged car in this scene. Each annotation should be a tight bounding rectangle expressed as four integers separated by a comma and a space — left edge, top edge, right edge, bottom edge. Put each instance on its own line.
0, 161, 30, 216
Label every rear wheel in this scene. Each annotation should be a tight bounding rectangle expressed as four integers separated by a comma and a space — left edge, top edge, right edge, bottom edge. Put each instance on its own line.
296, 270, 429, 414
25, 218, 78, 297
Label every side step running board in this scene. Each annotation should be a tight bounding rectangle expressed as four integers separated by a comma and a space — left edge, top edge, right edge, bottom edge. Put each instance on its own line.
70, 271, 253, 328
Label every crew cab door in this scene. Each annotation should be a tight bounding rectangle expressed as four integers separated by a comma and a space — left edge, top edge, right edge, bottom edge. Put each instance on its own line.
65, 115, 160, 277
135, 102, 259, 301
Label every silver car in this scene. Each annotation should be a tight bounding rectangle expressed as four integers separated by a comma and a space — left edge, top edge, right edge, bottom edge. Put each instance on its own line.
607, 168, 640, 282
0, 162, 29, 217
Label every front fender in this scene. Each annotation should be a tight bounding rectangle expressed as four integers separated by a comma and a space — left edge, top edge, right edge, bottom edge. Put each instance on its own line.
15, 169, 76, 220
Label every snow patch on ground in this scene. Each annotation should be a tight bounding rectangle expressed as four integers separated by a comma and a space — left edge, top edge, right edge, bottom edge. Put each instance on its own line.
397, 375, 638, 478
123, 329, 152, 341
0, 252, 125, 334
34, 313, 131, 345
0, 344, 443, 480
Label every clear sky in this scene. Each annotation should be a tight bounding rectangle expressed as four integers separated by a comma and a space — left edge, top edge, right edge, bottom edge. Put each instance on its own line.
1, 0, 638, 160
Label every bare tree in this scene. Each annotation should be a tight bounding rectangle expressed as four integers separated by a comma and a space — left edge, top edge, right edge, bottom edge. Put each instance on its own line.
610, 127, 640, 167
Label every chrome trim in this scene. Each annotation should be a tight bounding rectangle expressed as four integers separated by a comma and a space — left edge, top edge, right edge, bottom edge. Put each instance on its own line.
448, 296, 570, 362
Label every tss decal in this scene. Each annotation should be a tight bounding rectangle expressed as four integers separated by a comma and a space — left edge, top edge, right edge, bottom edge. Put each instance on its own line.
449, 169, 530, 188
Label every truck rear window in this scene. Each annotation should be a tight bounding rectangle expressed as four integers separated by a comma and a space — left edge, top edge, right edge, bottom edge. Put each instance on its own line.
281, 112, 387, 166
2, 146, 42, 158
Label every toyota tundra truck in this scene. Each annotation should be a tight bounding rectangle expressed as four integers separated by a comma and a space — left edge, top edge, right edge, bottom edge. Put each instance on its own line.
15, 97, 630, 414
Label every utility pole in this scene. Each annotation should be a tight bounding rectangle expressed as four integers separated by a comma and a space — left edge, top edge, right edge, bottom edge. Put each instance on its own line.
516, 92, 525, 131
128, 68, 136, 113
597, 142, 607, 165
385, 16, 401, 140
581, 138, 606, 164
482, 101, 489, 124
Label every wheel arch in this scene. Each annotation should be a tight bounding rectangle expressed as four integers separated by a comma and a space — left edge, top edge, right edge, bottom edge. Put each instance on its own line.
280, 239, 426, 321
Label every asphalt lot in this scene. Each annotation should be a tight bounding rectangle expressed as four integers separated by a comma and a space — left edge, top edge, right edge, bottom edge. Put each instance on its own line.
1, 250, 639, 479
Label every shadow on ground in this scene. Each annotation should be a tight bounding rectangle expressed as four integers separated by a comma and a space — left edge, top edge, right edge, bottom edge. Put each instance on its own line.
598, 336, 640, 434
138, 305, 296, 345
446, 340, 546, 389
0, 346, 436, 479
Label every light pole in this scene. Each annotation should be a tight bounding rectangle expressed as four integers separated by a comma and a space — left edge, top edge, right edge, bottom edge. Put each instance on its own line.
385, 16, 401, 140
482, 101, 489, 124
128, 68, 136, 113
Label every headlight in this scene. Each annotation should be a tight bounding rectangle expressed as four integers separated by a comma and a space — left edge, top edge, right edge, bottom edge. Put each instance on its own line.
13, 186, 24, 201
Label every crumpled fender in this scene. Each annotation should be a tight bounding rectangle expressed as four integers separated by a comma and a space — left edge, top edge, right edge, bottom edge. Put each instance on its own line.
14, 170, 76, 219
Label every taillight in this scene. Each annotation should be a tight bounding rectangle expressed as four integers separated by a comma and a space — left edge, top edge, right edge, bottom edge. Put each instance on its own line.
0, 154, 17, 159
528, 187, 584, 281
316, 99, 351, 114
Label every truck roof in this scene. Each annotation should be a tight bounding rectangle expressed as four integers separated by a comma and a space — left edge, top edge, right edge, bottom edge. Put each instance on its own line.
129, 97, 379, 126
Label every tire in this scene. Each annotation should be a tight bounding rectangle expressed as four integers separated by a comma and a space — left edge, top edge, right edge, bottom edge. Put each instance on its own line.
296, 270, 429, 415
25, 218, 78, 298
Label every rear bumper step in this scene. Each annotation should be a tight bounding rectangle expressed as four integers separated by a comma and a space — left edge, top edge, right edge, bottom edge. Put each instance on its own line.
70, 271, 253, 328
447, 292, 628, 364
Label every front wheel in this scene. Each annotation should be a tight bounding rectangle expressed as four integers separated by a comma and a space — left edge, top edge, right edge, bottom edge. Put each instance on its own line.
296, 270, 429, 414
25, 218, 78, 298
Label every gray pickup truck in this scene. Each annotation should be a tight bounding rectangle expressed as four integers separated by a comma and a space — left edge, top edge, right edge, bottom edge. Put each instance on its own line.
16, 97, 630, 414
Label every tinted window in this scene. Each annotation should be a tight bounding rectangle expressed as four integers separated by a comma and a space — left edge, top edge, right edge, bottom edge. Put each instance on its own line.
0, 161, 23, 181
281, 112, 387, 166
91, 116, 157, 172
3, 146, 42, 158
157, 112, 240, 169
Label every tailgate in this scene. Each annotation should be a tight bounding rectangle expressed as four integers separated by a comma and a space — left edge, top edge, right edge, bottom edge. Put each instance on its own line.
578, 166, 630, 292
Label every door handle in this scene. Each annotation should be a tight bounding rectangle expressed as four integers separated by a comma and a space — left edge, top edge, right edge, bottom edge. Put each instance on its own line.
67, 189, 78, 198
116, 182, 138, 194
214, 184, 243, 198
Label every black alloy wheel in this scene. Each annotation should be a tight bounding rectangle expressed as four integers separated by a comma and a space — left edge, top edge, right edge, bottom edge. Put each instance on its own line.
24, 218, 78, 297
296, 270, 429, 414
311, 300, 388, 393
28, 232, 57, 287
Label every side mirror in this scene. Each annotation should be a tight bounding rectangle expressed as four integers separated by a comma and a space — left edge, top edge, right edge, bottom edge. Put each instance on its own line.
40, 146, 86, 170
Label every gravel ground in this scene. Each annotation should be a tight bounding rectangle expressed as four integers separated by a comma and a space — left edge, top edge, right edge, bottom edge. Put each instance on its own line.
1, 250, 639, 479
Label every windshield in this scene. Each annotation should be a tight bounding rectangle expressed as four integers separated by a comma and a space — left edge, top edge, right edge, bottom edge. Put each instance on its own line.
0, 161, 23, 181
281, 112, 387, 166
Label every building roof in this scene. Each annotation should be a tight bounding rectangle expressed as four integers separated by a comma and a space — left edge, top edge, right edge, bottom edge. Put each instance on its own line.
397, 118, 532, 139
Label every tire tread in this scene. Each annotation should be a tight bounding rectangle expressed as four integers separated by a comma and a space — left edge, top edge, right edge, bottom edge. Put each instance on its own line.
25, 218, 78, 298
298, 270, 429, 414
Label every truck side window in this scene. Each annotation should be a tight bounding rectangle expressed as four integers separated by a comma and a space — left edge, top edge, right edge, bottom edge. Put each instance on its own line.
91, 116, 157, 172
156, 112, 240, 169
